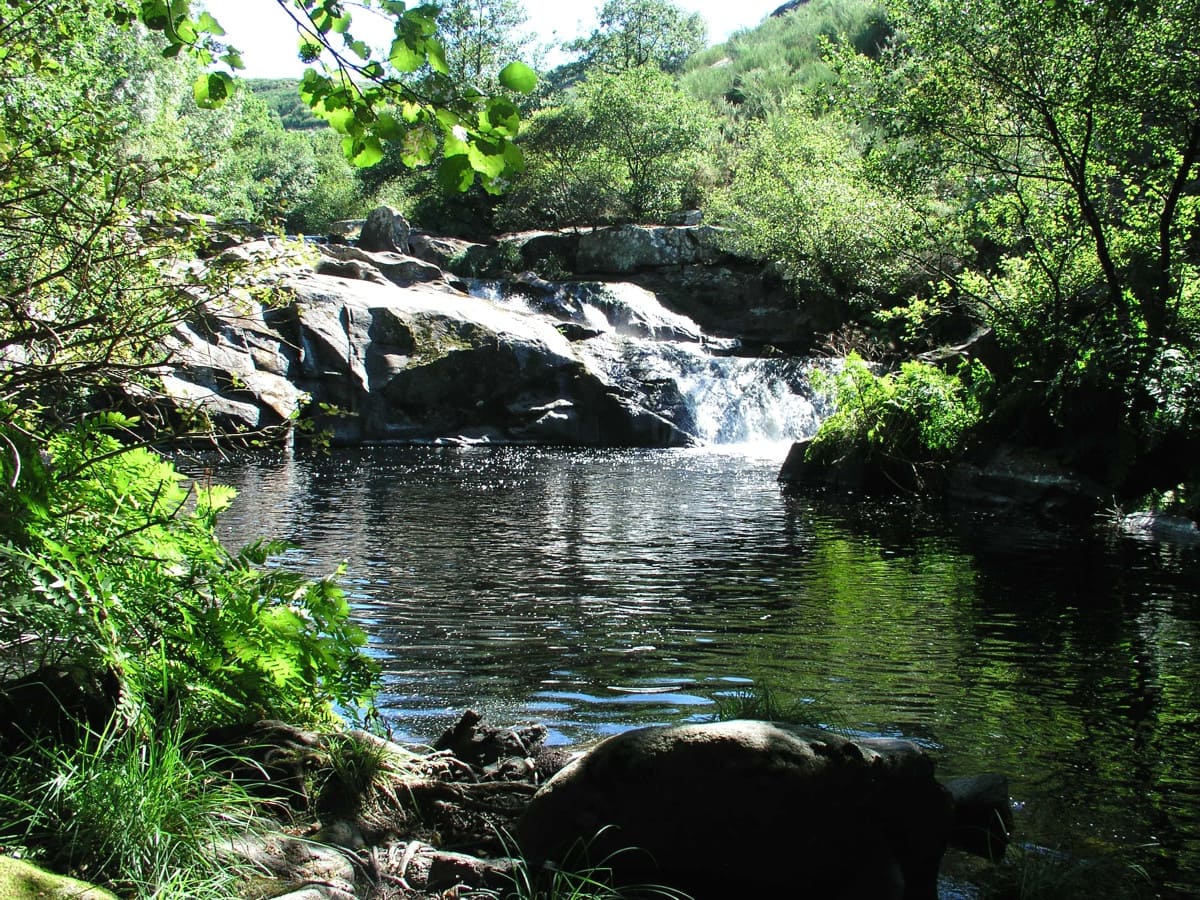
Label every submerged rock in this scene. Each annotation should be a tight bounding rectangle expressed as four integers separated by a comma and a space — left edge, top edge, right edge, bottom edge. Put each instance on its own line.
518, 720, 1009, 900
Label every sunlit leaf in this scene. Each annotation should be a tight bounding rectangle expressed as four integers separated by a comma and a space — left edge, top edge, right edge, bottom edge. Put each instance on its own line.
467, 138, 506, 179
343, 135, 384, 167
498, 61, 537, 94
195, 11, 225, 36
192, 71, 233, 109
482, 97, 520, 138
438, 154, 475, 191
389, 37, 423, 72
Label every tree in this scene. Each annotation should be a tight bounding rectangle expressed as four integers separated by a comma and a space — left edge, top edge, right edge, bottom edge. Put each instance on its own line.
568, 0, 707, 74
437, 0, 537, 89
712, 98, 932, 313
1, 0, 378, 735
500, 65, 716, 227
877, 0, 1200, 366
848, 0, 1200, 493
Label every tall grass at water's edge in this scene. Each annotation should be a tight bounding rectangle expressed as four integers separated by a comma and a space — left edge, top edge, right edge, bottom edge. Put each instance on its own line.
0, 718, 265, 900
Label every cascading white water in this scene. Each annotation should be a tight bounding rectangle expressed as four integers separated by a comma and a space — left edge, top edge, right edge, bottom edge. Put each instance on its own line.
470, 278, 827, 447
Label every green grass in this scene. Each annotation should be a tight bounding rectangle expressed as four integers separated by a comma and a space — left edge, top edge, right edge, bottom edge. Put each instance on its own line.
495, 826, 692, 900
711, 682, 852, 735
0, 718, 264, 899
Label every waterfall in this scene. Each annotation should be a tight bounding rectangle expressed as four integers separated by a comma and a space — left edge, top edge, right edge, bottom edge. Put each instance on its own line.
471, 278, 825, 447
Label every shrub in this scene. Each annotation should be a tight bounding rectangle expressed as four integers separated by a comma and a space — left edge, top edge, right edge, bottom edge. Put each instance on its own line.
807, 353, 992, 472
0, 414, 379, 730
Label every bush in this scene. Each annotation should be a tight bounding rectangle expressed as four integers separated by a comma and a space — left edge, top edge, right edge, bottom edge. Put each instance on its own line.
807, 353, 992, 472
711, 103, 936, 313
0, 414, 378, 729
498, 67, 717, 229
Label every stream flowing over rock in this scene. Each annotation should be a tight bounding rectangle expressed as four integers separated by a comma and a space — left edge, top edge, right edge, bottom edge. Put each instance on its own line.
154, 219, 823, 448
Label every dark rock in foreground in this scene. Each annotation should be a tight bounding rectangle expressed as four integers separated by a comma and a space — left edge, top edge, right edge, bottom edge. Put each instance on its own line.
518, 720, 1010, 900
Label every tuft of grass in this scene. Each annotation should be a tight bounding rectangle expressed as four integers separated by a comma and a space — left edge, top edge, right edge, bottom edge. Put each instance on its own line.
0, 718, 264, 899
313, 729, 396, 816
498, 826, 692, 900
711, 682, 851, 735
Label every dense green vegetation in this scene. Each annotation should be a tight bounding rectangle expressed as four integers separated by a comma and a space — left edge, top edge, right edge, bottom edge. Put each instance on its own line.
2, 0, 1198, 893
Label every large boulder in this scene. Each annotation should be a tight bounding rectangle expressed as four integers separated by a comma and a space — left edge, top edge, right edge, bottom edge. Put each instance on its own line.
358, 205, 411, 254
518, 721, 1000, 900
165, 270, 696, 447
576, 224, 728, 274
317, 243, 443, 287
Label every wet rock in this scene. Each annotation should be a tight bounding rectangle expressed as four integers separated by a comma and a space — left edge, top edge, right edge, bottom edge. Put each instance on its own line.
518, 720, 959, 900
944, 774, 1013, 862
408, 232, 480, 269
314, 256, 391, 285
946, 445, 1107, 519
318, 243, 443, 287
1119, 511, 1200, 544
435, 709, 550, 772
326, 218, 364, 244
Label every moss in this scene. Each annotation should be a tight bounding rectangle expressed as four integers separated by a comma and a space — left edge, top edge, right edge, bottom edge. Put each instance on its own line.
0, 856, 118, 900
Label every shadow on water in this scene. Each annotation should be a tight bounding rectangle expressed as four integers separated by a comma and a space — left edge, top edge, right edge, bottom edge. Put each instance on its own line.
198, 445, 1200, 898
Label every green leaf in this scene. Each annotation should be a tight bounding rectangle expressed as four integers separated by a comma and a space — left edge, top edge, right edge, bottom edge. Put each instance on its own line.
425, 39, 448, 75
389, 38, 423, 72
438, 154, 475, 192
140, 0, 169, 31
344, 135, 385, 167
440, 117, 470, 157
498, 61, 537, 94
375, 111, 405, 141
195, 11, 225, 36
482, 98, 520, 138
400, 124, 438, 167
325, 106, 357, 135
193, 71, 234, 109
467, 138, 506, 179
174, 18, 198, 44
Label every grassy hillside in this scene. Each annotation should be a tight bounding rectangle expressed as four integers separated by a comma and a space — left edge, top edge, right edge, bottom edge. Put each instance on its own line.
680, 0, 890, 116
247, 78, 324, 131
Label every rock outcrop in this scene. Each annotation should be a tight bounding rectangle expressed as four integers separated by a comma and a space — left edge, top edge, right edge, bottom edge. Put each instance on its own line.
357, 205, 411, 254
157, 239, 704, 447
518, 720, 1010, 900
435, 224, 823, 351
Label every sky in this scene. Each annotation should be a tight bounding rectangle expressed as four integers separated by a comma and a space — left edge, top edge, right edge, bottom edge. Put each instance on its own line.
201, 0, 790, 79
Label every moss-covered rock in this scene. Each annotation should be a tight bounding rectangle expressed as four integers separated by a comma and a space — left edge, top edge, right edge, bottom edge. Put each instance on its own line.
0, 856, 118, 900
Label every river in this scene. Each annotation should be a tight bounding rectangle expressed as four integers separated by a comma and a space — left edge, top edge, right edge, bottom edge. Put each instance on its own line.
206, 444, 1200, 898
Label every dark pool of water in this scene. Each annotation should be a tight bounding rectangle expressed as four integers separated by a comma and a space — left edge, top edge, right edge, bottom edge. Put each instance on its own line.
201, 445, 1200, 897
